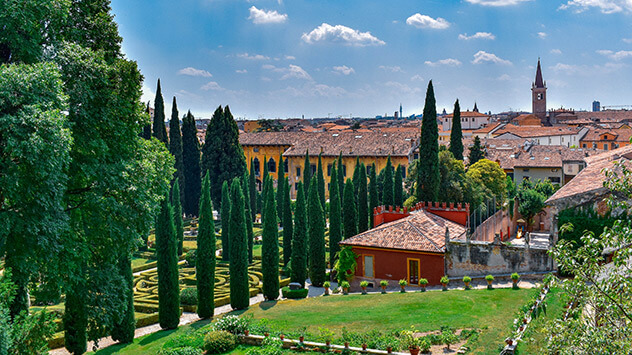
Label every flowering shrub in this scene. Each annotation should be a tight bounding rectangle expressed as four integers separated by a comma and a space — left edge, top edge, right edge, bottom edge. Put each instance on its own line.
213, 315, 250, 335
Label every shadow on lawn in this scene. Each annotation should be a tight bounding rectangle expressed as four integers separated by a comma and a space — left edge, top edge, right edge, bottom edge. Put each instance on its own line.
258, 300, 277, 310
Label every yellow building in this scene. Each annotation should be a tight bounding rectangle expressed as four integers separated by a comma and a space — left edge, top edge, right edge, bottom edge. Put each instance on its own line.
239, 131, 419, 199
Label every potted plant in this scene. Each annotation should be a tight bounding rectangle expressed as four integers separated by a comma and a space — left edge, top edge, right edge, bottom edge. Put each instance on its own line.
344, 341, 349, 349
418, 278, 428, 292
386, 346, 393, 354
440, 275, 449, 291
323, 281, 331, 296
511, 272, 520, 289
462, 276, 472, 290
505, 338, 513, 346
399, 279, 408, 293
402, 328, 420, 355
362, 343, 367, 351
244, 329, 250, 336
380, 280, 388, 293
341, 281, 350, 295
280, 334, 285, 340
485, 274, 494, 289
419, 338, 431, 354
360, 280, 369, 295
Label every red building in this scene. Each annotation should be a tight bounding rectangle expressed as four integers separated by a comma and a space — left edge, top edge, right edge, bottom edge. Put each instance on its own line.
340, 203, 468, 287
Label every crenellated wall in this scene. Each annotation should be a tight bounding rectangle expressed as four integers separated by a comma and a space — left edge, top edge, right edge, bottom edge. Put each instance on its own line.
373, 201, 470, 227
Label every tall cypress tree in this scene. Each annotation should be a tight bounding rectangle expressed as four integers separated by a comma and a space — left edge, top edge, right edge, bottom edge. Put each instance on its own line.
337, 152, 344, 196
229, 179, 250, 309
394, 165, 404, 208
152, 79, 168, 146
417, 80, 440, 202
468, 136, 485, 165
303, 150, 311, 193
169, 96, 185, 206
262, 178, 280, 300
156, 193, 180, 330
353, 156, 361, 198
182, 110, 201, 216
197, 174, 216, 319
172, 178, 184, 256
201, 105, 247, 208
276, 154, 285, 226
249, 158, 258, 221
357, 163, 369, 233
382, 156, 394, 206
242, 171, 255, 264
328, 163, 342, 269
307, 176, 326, 287
111, 253, 135, 344
142, 101, 152, 140
449, 99, 464, 161
342, 179, 358, 239
290, 182, 308, 287
317, 153, 326, 210
220, 181, 231, 262
282, 176, 293, 266
369, 163, 379, 228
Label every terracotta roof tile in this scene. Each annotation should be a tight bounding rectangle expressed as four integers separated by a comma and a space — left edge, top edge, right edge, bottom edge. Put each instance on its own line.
282, 131, 418, 157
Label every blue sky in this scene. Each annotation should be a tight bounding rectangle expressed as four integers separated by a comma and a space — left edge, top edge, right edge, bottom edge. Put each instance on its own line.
111, 0, 632, 119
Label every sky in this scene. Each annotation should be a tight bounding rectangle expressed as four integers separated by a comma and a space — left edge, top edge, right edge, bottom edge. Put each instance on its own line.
110, 0, 632, 120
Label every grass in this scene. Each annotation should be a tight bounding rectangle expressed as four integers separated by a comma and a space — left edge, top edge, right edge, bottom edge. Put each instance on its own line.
131, 257, 152, 269
514, 287, 567, 354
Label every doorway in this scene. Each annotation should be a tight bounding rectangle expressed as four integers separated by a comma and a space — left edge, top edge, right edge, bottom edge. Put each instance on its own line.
408, 259, 419, 285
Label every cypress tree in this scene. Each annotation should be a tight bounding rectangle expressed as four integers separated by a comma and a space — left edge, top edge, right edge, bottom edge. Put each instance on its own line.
201, 105, 247, 208
276, 154, 285, 226
449, 99, 464, 161
142, 101, 152, 140
220, 181, 231, 262
328, 163, 342, 269
290, 182, 308, 287
263, 155, 269, 185
342, 179, 357, 239
357, 163, 369, 233
417, 80, 440, 202
64, 272, 87, 354
242, 171, 255, 264
152, 79, 168, 146
229, 179, 250, 309
169, 97, 185, 206
394, 165, 404, 208
197, 174, 216, 319
172, 178, 184, 256
111, 253, 135, 343
382, 156, 394, 207
282, 176, 293, 266
468, 136, 485, 165
182, 110, 201, 216
353, 156, 361, 197
262, 178, 280, 300
369, 164, 379, 228
156, 193, 180, 330
317, 153, 326, 210
337, 152, 344, 196
249, 158, 258, 221
303, 150, 311, 193
307, 176, 326, 287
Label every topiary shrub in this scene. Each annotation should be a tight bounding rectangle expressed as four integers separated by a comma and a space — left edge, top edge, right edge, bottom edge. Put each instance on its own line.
213, 315, 249, 335
180, 287, 197, 306
281, 286, 308, 299
158, 347, 203, 355
185, 249, 197, 267
203, 330, 237, 354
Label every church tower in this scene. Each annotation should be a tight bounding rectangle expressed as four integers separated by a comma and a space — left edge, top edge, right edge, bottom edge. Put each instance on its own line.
532, 58, 547, 124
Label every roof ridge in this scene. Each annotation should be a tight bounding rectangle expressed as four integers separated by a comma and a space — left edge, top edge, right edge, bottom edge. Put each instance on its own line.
406, 211, 444, 252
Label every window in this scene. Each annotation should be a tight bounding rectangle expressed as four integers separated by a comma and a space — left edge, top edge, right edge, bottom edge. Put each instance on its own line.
414, 153, 419, 160
311, 164, 317, 175
593, 143, 597, 149
296, 167, 301, 177
284, 159, 289, 173
327, 164, 332, 176
295, 183, 299, 191
327, 183, 330, 190
538, 93, 543, 100
253, 158, 260, 176
604, 144, 609, 151
582, 143, 587, 148
401, 166, 406, 178
366, 165, 372, 175
341, 164, 347, 176
268, 158, 276, 173
363, 255, 374, 278
523, 168, 530, 172
549, 177, 561, 184
253, 147, 259, 152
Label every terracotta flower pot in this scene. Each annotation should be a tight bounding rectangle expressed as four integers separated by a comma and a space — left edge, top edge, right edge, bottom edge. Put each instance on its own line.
324, 287, 330, 295
264, 332, 269, 337
280, 335, 285, 340
409, 346, 420, 355
244, 330, 250, 336
326, 341, 331, 347
299, 336, 305, 342
343, 287, 349, 295
344, 342, 349, 349
362, 344, 367, 351
387, 346, 393, 354
420, 285, 426, 292
505, 338, 513, 346
361, 286, 367, 295
381, 285, 387, 294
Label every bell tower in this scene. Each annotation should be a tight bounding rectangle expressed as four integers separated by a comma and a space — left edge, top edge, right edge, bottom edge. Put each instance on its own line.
532, 58, 547, 124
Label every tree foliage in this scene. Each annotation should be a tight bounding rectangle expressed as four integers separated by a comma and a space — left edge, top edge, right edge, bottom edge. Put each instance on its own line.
182, 110, 201, 216
290, 183, 308, 287
197, 175, 216, 319
317, 153, 326, 211
307, 177, 326, 287
466, 159, 507, 202
282, 177, 293, 266
228, 179, 249, 310
303, 151, 311, 193
343, 179, 358, 240
382, 156, 394, 207
156, 194, 180, 330
169, 96, 185, 207
110, 254, 135, 344
172, 179, 184, 256
417, 81, 440, 202
152, 79, 168, 146
357, 164, 369, 234
393, 165, 404, 208
468, 136, 485, 165
242, 172, 255, 264
368, 164, 379, 228
449, 99, 464, 161
328, 163, 342, 269
261, 179, 280, 300
220, 181, 231, 262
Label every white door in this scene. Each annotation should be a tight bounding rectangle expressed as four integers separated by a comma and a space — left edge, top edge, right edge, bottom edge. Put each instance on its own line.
364, 255, 374, 278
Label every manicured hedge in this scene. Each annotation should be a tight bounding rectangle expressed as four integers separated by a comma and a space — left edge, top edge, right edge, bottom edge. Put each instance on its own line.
282, 286, 308, 299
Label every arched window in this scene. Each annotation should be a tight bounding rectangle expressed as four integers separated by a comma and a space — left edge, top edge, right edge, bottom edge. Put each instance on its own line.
253, 158, 260, 176
268, 158, 276, 173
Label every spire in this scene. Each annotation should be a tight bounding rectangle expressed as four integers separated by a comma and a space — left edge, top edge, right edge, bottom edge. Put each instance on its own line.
534, 58, 545, 88
473, 102, 479, 112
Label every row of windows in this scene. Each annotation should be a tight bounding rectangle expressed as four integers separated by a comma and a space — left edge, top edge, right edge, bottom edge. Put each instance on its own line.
581, 142, 620, 150
252, 158, 288, 176
253, 159, 407, 180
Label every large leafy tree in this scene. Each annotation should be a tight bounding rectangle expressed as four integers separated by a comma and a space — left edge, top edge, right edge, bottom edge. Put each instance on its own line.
290, 183, 308, 287
468, 136, 485, 165
342, 179, 358, 239
357, 163, 369, 234
201, 106, 247, 208
368, 164, 379, 228
169, 96, 185, 207
228, 179, 250, 309
152, 79, 168, 146
282, 177, 293, 266
197, 175, 216, 319
328, 163, 342, 269
382, 156, 394, 206
449, 99, 464, 161
172, 179, 184, 256
417, 80, 440, 202
261, 178, 280, 300
220, 181, 231, 262
465, 159, 507, 202
307, 177, 326, 287
182, 110, 201, 216
156, 194, 180, 330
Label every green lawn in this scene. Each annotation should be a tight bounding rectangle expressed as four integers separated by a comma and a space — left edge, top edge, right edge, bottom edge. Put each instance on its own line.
131, 257, 152, 269
514, 287, 567, 354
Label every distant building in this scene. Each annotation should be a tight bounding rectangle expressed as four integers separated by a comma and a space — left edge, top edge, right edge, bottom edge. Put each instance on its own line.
593, 101, 601, 112
441, 110, 491, 131
532, 59, 547, 124
580, 128, 632, 150
494, 124, 588, 147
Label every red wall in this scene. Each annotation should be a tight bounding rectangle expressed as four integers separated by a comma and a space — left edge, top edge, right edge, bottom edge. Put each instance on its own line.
352, 247, 445, 286
373, 202, 469, 228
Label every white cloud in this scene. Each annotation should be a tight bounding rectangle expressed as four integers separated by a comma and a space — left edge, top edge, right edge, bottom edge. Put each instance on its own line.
458, 32, 495, 40
177, 67, 213, 78
597, 49, 632, 60
333, 65, 355, 75
498, 74, 512, 81
472, 51, 512, 65
424, 58, 462, 66
201, 81, 223, 91
141, 84, 155, 105
559, 0, 632, 14
270, 83, 349, 98
236, 69, 248, 74
262, 64, 312, 80
537, 32, 547, 39
301, 23, 385, 47
623, 38, 632, 43
285, 55, 296, 60
379, 65, 404, 73
410, 74, 425, 82
465, 0, 533, 6
550, 49, 562, 54
384, 81, 421, 95
237, 52, 270, 60
406, 14, 450, 29
261, 77, 272, 82
248, 6, 288, 24
550, 63, 582, 73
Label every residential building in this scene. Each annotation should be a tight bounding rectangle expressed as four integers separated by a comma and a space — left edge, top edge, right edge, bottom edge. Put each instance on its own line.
441, 110, 491, 131
579, 128, 632, 150
494, 124, 588, 147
